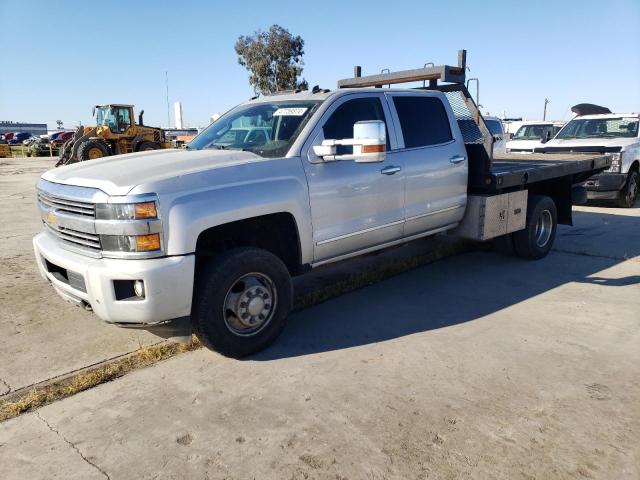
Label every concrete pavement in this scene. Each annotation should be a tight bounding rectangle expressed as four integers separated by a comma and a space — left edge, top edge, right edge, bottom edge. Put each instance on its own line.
1, 203, 638, 479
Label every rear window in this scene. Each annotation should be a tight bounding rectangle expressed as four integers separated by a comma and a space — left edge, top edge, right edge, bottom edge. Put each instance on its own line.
392, 96, 452, 148
485, 119, 504, 136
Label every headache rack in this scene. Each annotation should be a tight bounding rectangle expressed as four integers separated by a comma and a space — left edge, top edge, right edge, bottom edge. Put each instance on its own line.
337, 49, 496, 189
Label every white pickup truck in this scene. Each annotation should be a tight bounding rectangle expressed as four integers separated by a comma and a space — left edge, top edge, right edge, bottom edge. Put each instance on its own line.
506, 121, 564, 153
33, 52, 610, 357
537, 112, 639, 207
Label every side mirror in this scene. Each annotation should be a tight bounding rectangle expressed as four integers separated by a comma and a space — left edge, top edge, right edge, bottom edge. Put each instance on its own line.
313, 120, 386, 163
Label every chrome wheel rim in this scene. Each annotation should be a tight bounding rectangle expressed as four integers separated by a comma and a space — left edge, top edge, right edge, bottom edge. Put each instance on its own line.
535, 209, 553, 247
222, 272, 277, 337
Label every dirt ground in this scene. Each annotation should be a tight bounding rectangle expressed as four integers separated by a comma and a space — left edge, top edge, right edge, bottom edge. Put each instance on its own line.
0, 157, 638, 479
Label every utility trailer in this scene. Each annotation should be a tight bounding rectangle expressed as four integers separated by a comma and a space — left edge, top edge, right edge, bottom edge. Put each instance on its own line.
338, 51, 611, 253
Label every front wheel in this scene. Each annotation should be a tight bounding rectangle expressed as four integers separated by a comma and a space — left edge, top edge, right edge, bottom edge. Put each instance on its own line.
192, 247, 292, 358
136, 141, 160, 152
617, 170, 639, 208
513, 195, 557, 260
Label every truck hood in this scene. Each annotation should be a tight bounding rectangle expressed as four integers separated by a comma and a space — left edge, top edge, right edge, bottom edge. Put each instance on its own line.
544, 137, 638, 149
506, 139, 543, 151
42, 149, 263, 196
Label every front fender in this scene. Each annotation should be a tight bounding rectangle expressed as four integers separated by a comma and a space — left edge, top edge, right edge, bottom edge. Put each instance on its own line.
164, 176, 313, 264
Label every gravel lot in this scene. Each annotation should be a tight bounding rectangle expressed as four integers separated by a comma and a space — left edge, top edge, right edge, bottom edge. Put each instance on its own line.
1, 157, 638, 479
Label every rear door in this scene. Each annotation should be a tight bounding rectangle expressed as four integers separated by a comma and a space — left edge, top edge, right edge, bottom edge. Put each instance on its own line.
302, 93, 405, 263
386, 92, 468, 237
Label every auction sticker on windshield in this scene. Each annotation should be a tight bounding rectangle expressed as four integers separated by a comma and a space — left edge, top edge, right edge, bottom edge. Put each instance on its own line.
273, 108, 308, 116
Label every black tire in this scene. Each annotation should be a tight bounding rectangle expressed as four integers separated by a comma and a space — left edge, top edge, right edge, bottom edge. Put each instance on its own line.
616, 170, 639, 208
513, 195, 557, 260
192, 247, 292, 358
77, 139, 109, 161
136, 141, 160, 152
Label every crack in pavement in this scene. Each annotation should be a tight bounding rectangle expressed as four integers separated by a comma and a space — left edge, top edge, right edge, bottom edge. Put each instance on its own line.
552, 248, 635, 261
36, 412, 111, 480
0, 377, 10, 395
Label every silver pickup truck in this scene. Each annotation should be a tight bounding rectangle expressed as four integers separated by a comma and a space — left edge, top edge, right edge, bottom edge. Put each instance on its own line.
33, 53, 610, 357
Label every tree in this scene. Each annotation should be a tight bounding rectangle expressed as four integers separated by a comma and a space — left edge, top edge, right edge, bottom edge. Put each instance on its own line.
235, 25, 308, 95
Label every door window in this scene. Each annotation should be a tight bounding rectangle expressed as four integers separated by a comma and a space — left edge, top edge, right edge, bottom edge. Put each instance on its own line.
392, 96, 452, 148
322, 97, 390, 153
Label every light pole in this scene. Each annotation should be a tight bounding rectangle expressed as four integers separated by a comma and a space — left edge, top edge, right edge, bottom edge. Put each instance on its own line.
543, 98, 549, 120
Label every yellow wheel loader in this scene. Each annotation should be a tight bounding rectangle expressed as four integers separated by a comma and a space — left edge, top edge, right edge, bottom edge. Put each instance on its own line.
56, 104, 173, 167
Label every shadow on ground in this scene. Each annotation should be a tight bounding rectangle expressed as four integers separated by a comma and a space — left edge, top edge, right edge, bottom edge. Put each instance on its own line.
253, 209, 639, 360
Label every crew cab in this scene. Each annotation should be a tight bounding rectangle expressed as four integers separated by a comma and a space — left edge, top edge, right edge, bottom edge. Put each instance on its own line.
537, 113, 639, 207
507, 121, 564, 153
33, 52, 610, 357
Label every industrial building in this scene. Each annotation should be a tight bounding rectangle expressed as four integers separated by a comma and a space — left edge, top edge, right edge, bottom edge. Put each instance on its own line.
0, 121, 48, 136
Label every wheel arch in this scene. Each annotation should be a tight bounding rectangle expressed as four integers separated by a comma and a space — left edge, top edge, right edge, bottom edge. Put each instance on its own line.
194, 212, 304, 275
526, 177, 573, 225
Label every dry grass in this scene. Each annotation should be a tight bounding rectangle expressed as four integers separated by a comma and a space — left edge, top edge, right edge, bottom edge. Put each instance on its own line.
0, 338, 201, 422
0, 239, 472, 422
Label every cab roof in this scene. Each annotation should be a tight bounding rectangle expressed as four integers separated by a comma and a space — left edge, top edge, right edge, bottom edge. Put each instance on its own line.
246, 87, 444, 104
95, 104, 134, 108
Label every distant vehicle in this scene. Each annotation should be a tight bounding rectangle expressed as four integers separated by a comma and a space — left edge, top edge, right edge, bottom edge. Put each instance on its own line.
484, 116, 506, 154
3, 132, 15, 141
50, 132, 66, 141
537, 110, 639, 207
506, 121, 564, 153
51, 131, 74, 148
8, 132, 31, 144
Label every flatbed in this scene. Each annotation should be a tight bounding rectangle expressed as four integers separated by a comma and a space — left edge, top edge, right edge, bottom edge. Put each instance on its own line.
486, 152, 611, 190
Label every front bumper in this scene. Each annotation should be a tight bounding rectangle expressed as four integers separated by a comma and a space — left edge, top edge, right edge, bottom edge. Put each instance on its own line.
33, 232, 195, 325
585, 172, 627, 199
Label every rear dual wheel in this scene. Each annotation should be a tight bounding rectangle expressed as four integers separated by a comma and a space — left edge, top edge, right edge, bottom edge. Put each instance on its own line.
512, 195, 557, 260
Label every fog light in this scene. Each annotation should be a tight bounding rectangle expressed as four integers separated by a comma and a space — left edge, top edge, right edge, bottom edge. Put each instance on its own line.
133, 280, 145, 298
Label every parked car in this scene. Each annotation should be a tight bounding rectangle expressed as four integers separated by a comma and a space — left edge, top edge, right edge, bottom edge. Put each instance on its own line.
33, 53, 610, 357
51, 131, 74, 148
506, 121, 564, 153
537, 112, 639, 207
3, 132, 15, 141
484, 116, 506, 154
8, 132, 31, 144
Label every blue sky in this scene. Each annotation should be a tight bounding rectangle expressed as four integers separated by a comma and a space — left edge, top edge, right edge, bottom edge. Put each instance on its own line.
1, 0, 639, 130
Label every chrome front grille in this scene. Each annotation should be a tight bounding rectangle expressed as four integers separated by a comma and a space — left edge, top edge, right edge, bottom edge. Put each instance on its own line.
43, 222, 101, 251
37, 180, 106, 257
38, 190, 95, 217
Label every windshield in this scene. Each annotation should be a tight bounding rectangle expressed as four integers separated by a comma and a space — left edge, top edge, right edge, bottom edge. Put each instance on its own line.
512, 124, 561, 141
95, 107, 111, 126
188, 101, 321, 158
484, 119, 503, 136
556, 117, 639, 139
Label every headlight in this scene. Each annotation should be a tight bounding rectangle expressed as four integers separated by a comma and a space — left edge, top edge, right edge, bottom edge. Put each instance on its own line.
100, 233, 162, 253
95, 201, 158, 220
608, 152, 623, 173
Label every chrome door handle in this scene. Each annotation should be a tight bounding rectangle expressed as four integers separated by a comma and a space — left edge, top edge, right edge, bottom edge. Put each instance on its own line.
380, 165, 402, 175
450, 155, 466, 164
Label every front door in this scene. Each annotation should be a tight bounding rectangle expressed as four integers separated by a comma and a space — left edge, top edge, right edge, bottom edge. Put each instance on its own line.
302, 94, 405, 263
